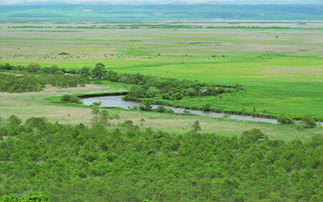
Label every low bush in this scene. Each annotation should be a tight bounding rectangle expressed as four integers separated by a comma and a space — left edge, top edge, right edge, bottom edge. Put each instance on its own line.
155, 106, 175, 114
61, 95, 81, 104
277, 114, 294, 124
302, 115, 317, 128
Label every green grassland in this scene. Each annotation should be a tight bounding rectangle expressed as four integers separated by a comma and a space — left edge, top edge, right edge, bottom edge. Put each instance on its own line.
1, 82, 322, 141
1, 23, 322, 121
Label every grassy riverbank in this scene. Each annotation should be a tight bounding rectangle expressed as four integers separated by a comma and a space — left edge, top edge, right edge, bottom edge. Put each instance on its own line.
0, 82, 322, 141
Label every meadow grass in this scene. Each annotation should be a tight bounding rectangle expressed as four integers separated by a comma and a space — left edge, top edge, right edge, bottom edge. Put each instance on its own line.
1, 24, 322, 120
0, 83, 322, 141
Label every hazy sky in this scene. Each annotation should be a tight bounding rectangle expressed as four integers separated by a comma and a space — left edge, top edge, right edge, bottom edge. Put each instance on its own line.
1, 0, 322, 4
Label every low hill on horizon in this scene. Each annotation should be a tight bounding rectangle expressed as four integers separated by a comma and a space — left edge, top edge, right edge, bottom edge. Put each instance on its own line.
1, 4, 323, 22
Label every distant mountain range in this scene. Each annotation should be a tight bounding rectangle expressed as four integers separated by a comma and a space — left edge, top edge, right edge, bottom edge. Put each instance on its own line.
0, 4, 322, 21
1, 0, 323, 5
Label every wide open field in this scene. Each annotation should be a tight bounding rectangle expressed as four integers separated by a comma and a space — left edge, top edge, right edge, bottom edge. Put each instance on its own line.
1, 22, 323, 120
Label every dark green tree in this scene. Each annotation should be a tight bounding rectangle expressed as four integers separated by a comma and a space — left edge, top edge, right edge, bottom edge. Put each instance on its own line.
192, 120, 202, 132
92, 63, 107, 80
27, 63, 41, 73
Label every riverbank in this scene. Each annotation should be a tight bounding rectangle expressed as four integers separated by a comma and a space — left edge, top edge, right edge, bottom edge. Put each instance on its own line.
1, 84, 321, 141
80, 94, 323, 127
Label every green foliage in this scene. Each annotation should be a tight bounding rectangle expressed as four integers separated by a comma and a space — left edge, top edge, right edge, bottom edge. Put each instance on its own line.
0, 74, 44, 93
91, 102, 101, 107
40, 65, 64, 74
27, 63, 41, 73
302, 115, 317, 128
78, 66, 91, 78
192, 120, 202, 132
58, 52, 69, 56
0, 117, 322, 201
0, 193, 48, 202
242, 128, 267, 142
183, 109, 191, 114
145, 87, 160, 98
0, 72, 87, 93
202, 104, 211, 112
0, 63, 239, 114
138, 104, 153, 112
61, 95, 81, 104
131, 104, 174, 114
111, 67, 239, 101
92, 63, 107, 80
155, 106, 174, 114
91, 108, 119, 127
277, 114, 294, 125
7, 115, 22, 126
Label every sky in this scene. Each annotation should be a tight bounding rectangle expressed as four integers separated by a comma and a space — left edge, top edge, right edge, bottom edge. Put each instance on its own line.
0, 0, 322, 4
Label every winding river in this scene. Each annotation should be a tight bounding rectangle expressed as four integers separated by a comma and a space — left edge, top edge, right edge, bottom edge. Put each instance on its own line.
82, 95, 323, 126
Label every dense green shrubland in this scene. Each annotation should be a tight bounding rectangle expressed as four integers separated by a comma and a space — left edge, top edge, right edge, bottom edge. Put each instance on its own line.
60, 95, 82, 104
0, 116, 322, 201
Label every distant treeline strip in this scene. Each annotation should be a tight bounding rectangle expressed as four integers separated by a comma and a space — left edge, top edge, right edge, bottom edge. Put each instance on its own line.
0, 63, 241, 100
0, 63, 88, 93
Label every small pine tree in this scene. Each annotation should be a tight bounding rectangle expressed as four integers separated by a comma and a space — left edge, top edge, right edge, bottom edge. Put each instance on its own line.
192, 121, 202, 132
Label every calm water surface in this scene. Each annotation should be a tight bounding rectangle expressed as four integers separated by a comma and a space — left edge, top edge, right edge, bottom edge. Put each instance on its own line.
82, 95, 281, 124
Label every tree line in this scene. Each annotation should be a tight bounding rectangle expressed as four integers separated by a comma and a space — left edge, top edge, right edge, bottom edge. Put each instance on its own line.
0, 73, 87, 93
83, 63, 241, 101
0, 63, 88, 93
0, 63, 241, 99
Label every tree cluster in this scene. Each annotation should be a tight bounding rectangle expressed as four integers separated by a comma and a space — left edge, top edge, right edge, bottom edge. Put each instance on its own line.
61, 95, 82, 104
103, 71, 240, 101
0, 73, 87, 93
75, 63, 241, 100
